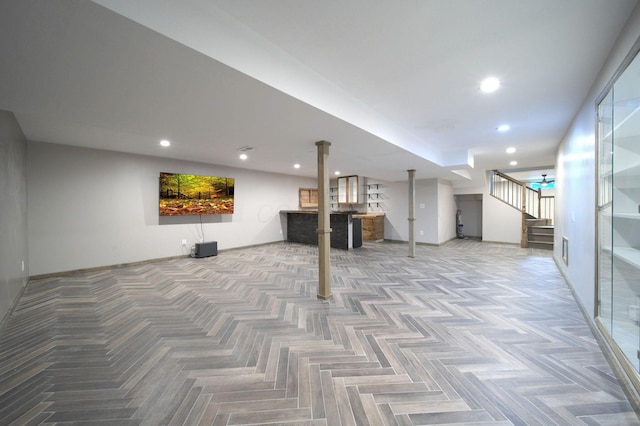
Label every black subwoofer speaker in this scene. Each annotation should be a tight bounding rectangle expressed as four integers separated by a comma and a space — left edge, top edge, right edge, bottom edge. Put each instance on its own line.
193, 241, 218, 258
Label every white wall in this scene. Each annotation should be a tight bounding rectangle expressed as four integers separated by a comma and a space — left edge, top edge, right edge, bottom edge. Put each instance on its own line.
483, 195, 522, 244
379, 178, 444, 244
376, 177, 458, 245
380, 180, 409, 241
555, 4, 640, 316
415, 179, 438, 244
0, 111, 29, 324
27, 142, 316, 276
438, 180, 457, 243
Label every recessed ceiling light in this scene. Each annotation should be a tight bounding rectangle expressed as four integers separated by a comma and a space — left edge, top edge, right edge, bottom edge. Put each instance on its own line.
294, 163, 300, 169
506, 147, 516, 154
510, 160, 518, 166
334, 171, 340, 175
480, 77, 500, 93
497, 124, 510, 132
160, 139, 171, 147
239, 153, 248, 160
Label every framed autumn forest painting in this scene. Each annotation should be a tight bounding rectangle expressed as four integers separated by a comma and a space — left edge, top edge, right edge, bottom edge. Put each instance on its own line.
159, 172, 235, 216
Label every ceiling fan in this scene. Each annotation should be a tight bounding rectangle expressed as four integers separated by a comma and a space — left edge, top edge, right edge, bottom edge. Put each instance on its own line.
539, 174, 554, 187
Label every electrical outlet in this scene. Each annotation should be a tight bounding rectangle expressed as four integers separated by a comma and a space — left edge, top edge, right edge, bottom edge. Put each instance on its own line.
420, 230, 424, 235
181, 239, 187, 246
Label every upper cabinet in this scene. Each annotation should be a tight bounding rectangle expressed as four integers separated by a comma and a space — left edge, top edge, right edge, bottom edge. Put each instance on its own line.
299, 188, 318, 208
337, 175, 358, 204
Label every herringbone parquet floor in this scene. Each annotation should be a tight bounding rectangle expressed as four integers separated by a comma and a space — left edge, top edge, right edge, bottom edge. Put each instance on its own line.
1, 240, 638, 425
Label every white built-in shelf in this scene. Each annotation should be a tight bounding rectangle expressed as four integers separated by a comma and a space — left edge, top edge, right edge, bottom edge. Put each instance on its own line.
613, 145, 640, 177
613, 212, 640, 220
595, 46, 640, 376
613, 247, 640, 269
602, 212, 640, 220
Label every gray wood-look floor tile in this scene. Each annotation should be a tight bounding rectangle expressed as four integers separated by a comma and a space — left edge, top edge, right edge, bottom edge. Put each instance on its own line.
0, 240, 638, 425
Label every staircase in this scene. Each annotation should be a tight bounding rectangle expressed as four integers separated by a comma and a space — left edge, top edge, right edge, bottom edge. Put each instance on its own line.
490, 170, 555, 250
526, 218, 554, 250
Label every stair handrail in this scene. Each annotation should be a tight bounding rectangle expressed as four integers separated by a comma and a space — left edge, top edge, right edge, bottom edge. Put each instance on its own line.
491, 169, 522, 186
490, 170, 527, 247
490, 169, 525, 209
490, 170, 553, 220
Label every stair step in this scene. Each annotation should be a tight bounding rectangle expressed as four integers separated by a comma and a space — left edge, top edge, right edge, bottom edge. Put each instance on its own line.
528, 241, 553, 250
528, 225, 554, 235
528, 234, 554, 243
527, 223, 554, 249
526, 218, 552, 226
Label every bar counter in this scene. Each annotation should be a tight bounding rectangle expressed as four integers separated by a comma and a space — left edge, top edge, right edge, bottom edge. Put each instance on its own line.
280, 210, 362, 250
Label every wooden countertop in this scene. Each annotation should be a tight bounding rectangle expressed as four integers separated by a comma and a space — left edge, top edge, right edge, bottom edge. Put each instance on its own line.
280, 210, 319, 214
280, 210, 384, 217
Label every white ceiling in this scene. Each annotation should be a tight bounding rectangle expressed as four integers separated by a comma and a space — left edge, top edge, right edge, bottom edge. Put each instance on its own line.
1, 0, 637, 184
